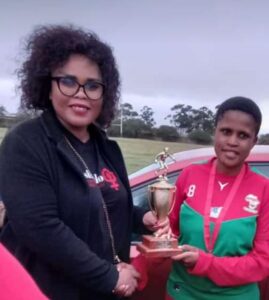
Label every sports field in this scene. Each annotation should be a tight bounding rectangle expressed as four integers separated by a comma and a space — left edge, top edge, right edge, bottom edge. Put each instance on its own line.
0, 128, 205, 174
0, 128, 6, 143
112, 137, 205, 174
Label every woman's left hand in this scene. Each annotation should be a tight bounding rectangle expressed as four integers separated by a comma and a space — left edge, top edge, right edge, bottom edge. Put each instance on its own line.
142, 211, 171, 237
171, 244, 199, 268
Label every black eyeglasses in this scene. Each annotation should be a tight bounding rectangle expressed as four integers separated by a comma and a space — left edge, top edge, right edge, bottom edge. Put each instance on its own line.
51, 76, 105, 101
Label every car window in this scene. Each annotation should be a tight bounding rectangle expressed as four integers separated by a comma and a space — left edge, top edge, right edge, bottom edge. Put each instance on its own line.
249, 162, 269, 178
132, 171, 180, 209
131, 162, 269, 243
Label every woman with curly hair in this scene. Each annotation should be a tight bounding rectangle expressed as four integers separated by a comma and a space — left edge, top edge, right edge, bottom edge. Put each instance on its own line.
0, 24, 162, 300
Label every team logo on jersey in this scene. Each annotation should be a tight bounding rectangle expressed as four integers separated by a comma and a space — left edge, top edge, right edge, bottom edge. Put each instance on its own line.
218, 181, 229, 191
243, 194, 260, 214
210, 207, 223, 218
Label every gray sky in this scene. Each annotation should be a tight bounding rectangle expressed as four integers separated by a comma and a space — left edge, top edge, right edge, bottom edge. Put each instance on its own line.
1, 0, 269, 132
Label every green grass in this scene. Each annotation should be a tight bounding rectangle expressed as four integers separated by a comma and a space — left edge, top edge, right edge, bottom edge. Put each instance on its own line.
112, 137, 206, 174
0, 128, 6, 143
0, 128, 205, 174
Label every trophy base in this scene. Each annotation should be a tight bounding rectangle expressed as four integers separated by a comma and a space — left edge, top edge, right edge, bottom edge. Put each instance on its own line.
136, 235, 182, 258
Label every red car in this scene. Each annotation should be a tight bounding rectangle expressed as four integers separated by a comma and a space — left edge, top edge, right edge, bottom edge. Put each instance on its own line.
129, 145, 269, 300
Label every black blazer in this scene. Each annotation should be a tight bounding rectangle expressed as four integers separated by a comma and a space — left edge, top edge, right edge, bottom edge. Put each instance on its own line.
0, 110, 146, 300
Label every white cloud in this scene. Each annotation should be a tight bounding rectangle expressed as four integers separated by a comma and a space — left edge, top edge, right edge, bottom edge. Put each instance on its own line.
0, 78, 19, 113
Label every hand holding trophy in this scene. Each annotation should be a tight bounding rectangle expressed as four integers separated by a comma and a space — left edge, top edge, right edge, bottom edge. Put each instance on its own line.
137, 148, 182, 257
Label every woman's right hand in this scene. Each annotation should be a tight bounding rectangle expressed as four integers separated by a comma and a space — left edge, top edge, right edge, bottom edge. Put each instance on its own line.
171, 244, 200, 268
113, 262, 140, 297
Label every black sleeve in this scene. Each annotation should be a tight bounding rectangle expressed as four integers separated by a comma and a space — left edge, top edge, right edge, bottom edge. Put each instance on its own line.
0, 131, 118, 293
106, 140, 150, 234
132, 205, 151, 234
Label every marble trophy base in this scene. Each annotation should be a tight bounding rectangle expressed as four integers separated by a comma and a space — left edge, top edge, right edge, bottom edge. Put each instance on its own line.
136, 235, 182, 257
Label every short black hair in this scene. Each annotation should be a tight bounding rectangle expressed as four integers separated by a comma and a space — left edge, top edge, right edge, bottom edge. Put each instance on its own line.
215, 96, 262, 135
18, 24, 120, 128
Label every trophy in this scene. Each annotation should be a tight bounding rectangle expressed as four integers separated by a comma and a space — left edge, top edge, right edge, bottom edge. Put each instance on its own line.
137, 148, 182, 257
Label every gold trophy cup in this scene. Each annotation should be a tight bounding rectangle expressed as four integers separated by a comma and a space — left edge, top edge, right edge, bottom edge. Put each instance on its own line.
137, 148, 182, 257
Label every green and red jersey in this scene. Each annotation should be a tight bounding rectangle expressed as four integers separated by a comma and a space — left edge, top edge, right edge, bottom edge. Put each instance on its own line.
167, 158, 269, 300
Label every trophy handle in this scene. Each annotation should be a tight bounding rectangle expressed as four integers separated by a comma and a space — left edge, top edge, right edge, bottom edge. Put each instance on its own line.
148, 186, 157, 216
168, 186, 177, 215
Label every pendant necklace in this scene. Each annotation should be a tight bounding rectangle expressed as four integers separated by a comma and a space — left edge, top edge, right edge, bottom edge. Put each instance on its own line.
64, 136, 121, 264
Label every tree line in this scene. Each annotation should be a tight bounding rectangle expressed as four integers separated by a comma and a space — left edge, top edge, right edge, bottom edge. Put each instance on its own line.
1, 104, 269, 145
107, 102, 269, 145
108, 102, 216, 144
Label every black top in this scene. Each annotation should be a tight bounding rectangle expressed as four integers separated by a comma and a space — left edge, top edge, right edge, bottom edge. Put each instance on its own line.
65, 130, 129, 264
0, 110, 148, 300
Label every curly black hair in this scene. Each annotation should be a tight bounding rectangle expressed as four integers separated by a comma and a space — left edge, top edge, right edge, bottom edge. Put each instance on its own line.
18, 24, 120, 128
215, 96, 262, 136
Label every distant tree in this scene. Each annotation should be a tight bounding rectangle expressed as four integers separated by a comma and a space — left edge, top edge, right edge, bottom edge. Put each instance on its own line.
192, 106, 215, 134
14, 108, 40, 124
121, 103, 138, 121
108, 108, 122, 137
0, 106, 8, 127
0, 106, 7, 117
156, 125, 179, 141
140, 106, 156, 128
166, 104, 194, 134
188, 130, 212, 145
258, 134, 269, 145
0, 107, 42, 128
166, 104, 215, 134
123, 118, 150, 138
108, 104, 155, 138
107, 122, 121, 137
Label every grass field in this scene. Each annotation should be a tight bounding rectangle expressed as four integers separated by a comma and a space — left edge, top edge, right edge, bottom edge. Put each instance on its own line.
112, 137, 206, 174
0, 128, 205, 174
0, 128, 6, 143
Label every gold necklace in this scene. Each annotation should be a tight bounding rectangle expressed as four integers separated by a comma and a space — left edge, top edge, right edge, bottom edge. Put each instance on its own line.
64, 136, 120, 264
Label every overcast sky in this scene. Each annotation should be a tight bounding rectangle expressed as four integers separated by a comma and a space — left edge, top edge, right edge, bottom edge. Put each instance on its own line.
1, 0, 269, 133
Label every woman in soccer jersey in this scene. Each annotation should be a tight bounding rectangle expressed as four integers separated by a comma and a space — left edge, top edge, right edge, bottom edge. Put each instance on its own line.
166, 97, 269, 300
